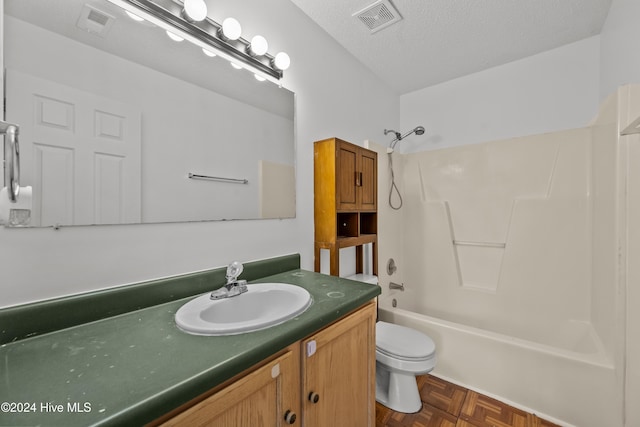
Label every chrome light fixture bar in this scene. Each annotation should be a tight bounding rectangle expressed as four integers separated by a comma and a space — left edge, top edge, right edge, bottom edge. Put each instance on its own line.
106, 0, 288, 84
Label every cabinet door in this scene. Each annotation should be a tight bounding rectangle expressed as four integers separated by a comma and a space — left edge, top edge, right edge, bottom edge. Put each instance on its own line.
359, 149, 377, 210
162, 347, 300, 427
336, 141, 359, 210
302, 302, 376, 427
336, 141, 377, 211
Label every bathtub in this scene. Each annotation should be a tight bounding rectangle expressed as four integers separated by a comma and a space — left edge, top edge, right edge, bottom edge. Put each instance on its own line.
377, 295, 619, 427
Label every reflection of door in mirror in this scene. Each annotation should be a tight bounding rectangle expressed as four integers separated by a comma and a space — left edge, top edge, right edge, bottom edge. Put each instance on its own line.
6, 69, 142, 226
3, 0, 296, 227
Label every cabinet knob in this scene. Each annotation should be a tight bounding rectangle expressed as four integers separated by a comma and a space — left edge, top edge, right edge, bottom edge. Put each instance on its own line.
308, 391, 320, 403
284, 410, 297, 424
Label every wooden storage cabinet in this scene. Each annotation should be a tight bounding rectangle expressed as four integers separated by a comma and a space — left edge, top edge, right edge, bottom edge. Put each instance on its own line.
158, 302, 376, 427
314, 137, 378, 276
302, 301, 376, 427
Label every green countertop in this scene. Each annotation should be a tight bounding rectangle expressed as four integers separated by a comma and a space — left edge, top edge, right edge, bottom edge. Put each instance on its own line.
0, 265, 380, 426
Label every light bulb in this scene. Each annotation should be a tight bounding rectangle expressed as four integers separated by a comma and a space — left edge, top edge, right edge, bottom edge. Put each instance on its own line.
125, 10, 145, 22
273, 52, 290, 71
254, 74, 266, 82
166, 30, 184, 42
248, 35, 268, 56
202, 48, 217, 57
231, 62, 243, 70
221, 17, 242, 40
183, 0, 207, 22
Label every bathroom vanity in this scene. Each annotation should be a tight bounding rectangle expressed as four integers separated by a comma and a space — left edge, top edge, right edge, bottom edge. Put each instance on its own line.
0, 255, 380, 426
158, 301, 376, 426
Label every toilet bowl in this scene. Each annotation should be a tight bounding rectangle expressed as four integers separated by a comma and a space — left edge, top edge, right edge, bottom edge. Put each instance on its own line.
375, 321, 436, 413
347, 274, 436, 413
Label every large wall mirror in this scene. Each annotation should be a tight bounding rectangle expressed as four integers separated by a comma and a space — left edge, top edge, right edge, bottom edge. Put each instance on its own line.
2, 0, 295, 227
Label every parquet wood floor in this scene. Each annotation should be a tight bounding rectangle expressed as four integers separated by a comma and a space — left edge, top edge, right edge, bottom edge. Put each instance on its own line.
376, 374, 562, 427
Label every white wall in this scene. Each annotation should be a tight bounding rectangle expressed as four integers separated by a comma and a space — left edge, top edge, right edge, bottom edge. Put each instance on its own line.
599, 0, 640, 101
0, 0, 399, 308
399, 36, 601, 153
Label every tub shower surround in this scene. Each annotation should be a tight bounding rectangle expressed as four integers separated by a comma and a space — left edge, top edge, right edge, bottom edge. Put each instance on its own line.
378, 84, 640, 427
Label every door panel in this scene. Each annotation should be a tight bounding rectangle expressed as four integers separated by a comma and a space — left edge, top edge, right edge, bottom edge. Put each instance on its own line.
6, 69, 141, 226
336, 143, 358, 210
303, 304, 375, 427
360, 150, 377, 209
161, 349, 299, 427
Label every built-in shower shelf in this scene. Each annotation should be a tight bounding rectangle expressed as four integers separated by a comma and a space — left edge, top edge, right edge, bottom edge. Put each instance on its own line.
453, 240, 506, 248
452, 239, 506, 293
621, 115, 640, 135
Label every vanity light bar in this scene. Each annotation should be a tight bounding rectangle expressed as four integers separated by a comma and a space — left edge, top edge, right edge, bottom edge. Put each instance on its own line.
106, 0, 285, 84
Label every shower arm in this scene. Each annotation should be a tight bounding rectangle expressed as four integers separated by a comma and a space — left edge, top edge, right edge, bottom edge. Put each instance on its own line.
384, 129, 401, 148
386, 127, 423, 150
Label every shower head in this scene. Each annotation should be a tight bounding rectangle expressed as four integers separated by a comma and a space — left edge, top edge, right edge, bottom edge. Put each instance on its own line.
385, 125, 426, 152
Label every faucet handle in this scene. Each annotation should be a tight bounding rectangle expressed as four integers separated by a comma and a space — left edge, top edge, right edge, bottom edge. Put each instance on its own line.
226, 261, 244, 283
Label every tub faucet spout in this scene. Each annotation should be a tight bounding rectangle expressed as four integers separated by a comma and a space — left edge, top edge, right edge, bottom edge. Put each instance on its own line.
389, 282, 404, 291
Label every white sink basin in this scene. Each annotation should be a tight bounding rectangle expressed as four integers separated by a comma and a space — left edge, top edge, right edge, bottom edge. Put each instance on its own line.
175, 283, 312, 336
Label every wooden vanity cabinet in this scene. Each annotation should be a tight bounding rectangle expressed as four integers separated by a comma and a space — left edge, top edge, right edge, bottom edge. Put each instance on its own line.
160, 345, 301, 427
157, 301, 376, 427
302, 300, 376, 427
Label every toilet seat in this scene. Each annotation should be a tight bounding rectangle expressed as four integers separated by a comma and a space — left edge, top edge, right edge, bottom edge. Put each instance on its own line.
376, 321, 436, 361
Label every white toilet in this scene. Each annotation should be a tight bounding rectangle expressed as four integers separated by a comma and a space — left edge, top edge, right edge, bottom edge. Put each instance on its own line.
348, 274, 437, 413
375, 321, 437, 413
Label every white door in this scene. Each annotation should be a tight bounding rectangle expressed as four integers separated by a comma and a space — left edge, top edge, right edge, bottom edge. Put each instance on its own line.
5, 68, 142, 226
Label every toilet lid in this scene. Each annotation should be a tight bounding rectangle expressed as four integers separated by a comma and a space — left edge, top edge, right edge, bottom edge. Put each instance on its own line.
376, 321, 436, 361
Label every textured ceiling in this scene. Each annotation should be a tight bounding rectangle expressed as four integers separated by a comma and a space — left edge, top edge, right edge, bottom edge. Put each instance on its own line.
289, 0, 613, 94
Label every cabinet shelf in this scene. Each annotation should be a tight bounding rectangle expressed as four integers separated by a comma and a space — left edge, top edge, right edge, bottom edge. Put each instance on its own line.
336, 234, 377, 248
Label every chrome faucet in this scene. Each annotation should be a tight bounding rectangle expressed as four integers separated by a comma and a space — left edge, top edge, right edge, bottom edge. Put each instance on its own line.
389, 282, 405, 291
210, 261, 248, 300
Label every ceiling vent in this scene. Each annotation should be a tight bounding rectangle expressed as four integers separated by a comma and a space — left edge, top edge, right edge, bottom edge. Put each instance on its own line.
353, 0, 402, 34
76, 4, 115, 37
